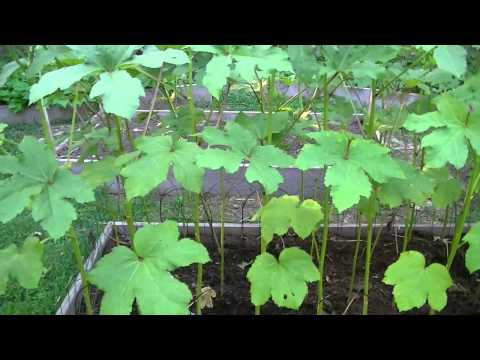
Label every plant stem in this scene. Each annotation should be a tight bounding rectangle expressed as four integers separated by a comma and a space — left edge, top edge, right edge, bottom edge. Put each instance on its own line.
362, 80, 378, 315
367, 80, 377, 139
267, 72, 276, 144
66, 84, 80, 166
347, 209, 362, 303
362, 192, 376, 315
124, 119, 135, 150
255, 189, 271, 315
441, 205, 450, 240
446, 157, 480, 269
316, 74, 331, 315
113, 116, 124, 153
143, 70, 163, 136
193, 192, 203, 315
68, 227, 93, 315
187, 51, 196, 137
123, 195, 136, 248
402, 204, 416, 251
317, 185, 332, 315
219, 168, 226, 297
112, 116, 136, 243
37, 99, 55, 152
299, 171, 305, 202
323, 75, 329, 130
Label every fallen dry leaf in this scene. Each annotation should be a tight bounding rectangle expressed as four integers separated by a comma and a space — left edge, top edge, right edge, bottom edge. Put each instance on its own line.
199, 286, 216, 309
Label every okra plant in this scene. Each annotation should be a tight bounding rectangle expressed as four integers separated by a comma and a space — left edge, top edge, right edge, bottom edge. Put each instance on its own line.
0, 45, 478, 315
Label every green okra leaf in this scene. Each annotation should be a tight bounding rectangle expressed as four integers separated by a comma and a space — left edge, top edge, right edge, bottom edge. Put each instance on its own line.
0, 234, 45, 295
252, 195, 323, 245
247, 247, 319, 309
88, 221, 210, 315
462, 222, 480, 274
0, 136, 94, 239
383, 250, 452, 312
119, 135, 205, 199
296, 131, 404, 212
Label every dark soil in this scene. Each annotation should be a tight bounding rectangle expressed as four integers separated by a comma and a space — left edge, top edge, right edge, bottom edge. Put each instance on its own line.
78, 228, 480, 315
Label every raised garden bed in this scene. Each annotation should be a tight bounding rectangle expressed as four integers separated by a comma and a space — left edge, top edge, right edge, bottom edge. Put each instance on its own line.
57, 222, 480, 315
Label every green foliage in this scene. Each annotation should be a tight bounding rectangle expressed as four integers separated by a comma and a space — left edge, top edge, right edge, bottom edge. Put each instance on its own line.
378, 159, 434, 208
252, 195, 323, 245
247, 247, 319, 309
0, 136, 94, 239
118, 135, 205, 199
0, 123, 6, 146
0, 71, 30, 112
0, 234, 44, 295
433, 45, 467, 79
201, 55, 232, 100
88, 221, 210, 314
383, 251, 452, 312
200, 119, 294, 194
90, 70, 145, 119
462, 222, 480, 273
156, 104, 205, 139
0, 61, 22, 87
29, 45, 189, 120
129, 46, 189, 68
80, 156, 121, 189
29, 63, 99, 105
424, 167, 462, 209
296, 131, 404, 212
403, 95, 480, 169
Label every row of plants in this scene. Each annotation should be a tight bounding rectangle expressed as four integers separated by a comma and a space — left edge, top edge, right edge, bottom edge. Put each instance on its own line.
1, 45, 479, 315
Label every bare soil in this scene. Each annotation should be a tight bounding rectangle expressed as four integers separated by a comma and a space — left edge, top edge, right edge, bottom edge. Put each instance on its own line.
78, 228, 480, 315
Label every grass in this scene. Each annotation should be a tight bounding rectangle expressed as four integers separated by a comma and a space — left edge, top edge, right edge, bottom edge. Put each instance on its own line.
0, 190, 110, 315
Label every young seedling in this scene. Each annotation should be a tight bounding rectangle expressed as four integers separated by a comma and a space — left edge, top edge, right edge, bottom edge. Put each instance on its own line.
383, 251, 452, 312
247, 195, 322, 312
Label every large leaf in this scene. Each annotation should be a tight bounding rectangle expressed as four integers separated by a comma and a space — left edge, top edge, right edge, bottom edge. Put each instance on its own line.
462, 222, 480, 274
129, 46, 190, 68
433, 45, 467, 79
0, 61, 21, 87
67, 45, 143, 71
80, 156, 121, 189
201, 55, 232, 99
90, 70, 145, 119
119, 135, 204, 199
247, 247, 319, 309
234, 111, 290, 142
296, 131, 404, 212
196, 148, 244, 174
0, 137, 94, 239
89, 221, 210, 315
26, 46, 76, 78
424, 167, 462, 209
231, 46, 293, 81
383, 251, 452, 312
404, 95, 480, 169
0, 235, 44, 295
378, 159, 434, 208
252, 195, 323, 245
29, 64, 100, 104
245, 145, 294, 194
287, 45, 320, 85
201, 120, 294, 194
